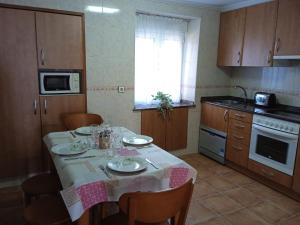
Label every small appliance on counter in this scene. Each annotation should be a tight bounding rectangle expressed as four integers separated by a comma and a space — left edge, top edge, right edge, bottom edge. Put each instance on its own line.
254, 92, 276, 107
199, 125, 226, 164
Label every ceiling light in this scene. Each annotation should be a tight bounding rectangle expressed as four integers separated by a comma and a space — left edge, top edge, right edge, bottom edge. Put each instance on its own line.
86, 5, 120, 14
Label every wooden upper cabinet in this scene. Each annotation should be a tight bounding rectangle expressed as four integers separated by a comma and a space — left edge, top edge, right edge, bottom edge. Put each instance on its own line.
217, 8, 246, 66
275, 0, 300, 56
35, 12, 84, 69
201, 103, 229, 133
242, 1, 277, 66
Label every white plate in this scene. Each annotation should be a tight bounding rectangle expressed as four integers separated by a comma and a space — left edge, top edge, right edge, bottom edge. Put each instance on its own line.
107, 157, 147, 173
122, 135, 153, 146
51, 143, 87, 156
75, 126, 93, 135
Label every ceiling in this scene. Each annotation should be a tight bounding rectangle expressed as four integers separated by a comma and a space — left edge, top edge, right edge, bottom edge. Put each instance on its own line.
177, 0, 249, 5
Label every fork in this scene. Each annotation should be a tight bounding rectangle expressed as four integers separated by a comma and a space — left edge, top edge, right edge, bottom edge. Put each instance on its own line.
99, 165, 112, 179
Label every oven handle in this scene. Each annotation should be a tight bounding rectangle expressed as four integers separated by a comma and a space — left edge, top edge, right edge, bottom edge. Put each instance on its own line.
252, 124, 298, 140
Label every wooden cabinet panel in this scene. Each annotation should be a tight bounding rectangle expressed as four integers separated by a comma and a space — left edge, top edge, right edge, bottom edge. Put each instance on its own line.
0, 8, 43, 178
217, 8, 246, 66
275, 0, 300, 56
248, 160, 292, 188
166, 108, 188, 151
242, 1, 277, 66
36, 12, 84, 69
40, 95, 86, 135
226, 139, 249, 168
292, 139, 300, 193
141, 109, 166, 149
229, 109, 252, 123
201, 103, 229, 133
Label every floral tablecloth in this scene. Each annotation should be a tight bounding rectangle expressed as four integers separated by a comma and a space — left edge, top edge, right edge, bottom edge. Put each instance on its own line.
43, 127, 197, 222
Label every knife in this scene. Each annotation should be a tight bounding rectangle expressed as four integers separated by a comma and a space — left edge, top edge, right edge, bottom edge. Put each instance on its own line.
145, 158, 159, 169
64, 155, 96, 161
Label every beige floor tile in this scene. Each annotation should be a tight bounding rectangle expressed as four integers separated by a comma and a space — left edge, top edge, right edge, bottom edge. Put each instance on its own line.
225, 208, 268, 225
186, 200, 217, 225
208, 164, 234, 175
248, 201, 291, 224
222, 171, 255, 186
223, 187, 262, 207
195, 165, 215, 180
204, 176, 238, 192
276, 213, 300, 225
270, 196, 300, 215
195, 216, 233, 225
200, 194, 242, 215
193, 181, 219, 199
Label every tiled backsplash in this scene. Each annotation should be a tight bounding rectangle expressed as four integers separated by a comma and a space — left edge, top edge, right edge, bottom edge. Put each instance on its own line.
230, 65, 300, 107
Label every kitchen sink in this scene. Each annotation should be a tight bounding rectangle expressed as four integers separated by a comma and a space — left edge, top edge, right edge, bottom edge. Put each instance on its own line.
216, 99, 244, 105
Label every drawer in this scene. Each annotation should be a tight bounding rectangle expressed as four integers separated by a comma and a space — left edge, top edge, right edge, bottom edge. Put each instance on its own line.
248, 160, 292, 188
229, 119, 251, 135
228, 130, 250, 146
229, 109, 252, 123
226, 139, 249, 168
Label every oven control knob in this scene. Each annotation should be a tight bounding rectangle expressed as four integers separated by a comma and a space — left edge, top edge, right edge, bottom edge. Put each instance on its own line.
285, 126, 289, 130
269, 122, 274, 126
265, 121, 269, 125
275, 124, 279, 128
290, 127, 294, 132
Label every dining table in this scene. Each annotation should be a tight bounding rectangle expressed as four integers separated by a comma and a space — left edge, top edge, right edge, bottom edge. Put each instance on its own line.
43, 126, 197, 225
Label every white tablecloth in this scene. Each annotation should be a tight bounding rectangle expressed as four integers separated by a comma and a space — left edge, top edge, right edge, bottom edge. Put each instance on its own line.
44, 127, 197, 222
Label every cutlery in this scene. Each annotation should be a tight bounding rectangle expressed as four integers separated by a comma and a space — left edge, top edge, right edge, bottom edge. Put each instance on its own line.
64, 155, 96, 161
99, 165, 112, 179
69, 131, 77, 138
145, 158, 159, 169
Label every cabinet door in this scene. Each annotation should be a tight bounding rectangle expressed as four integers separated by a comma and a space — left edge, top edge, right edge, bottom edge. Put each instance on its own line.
226, 139, 249, 168
293, 139, 300, 193
166, 108, 188, 151
141, 109, 166, 149
36, 12, 84, 69
0, 8, 43, 178
217, 8, 246, 66
275, 0, 300, 56
242, 1, 277, 66
201, 103, 229, 133
40, 95, 86, 135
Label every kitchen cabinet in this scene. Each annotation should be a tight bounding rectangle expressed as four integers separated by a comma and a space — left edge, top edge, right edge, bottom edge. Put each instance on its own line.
274, 0, 300, 56
141, 108, 188, 151
36, 12, 84, 69
217, 8, 246, 66
0, 8, 43, 178
292, 138, 300, 193
242, 1, 277, 66
201, 103, 229, 133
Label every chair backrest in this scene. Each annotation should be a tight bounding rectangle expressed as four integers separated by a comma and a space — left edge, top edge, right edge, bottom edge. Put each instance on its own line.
119, 179, 194, 225
63, 113, 103, 130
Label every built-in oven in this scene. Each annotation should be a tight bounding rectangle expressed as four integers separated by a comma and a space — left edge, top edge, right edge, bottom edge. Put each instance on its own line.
39, 71, 81, 95
249, 114, 300, 176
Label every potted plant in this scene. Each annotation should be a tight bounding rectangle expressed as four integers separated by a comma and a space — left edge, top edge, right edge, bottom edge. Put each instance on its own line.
152, 91, 173, 119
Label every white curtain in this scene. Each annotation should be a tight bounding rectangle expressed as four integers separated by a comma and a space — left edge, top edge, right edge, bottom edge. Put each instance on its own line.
135, 13, 188, 104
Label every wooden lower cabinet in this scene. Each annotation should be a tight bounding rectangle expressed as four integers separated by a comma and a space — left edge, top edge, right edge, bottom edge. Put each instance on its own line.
226, 139, 249, 168
141, 108, 188, 151
293, 139, 300, 193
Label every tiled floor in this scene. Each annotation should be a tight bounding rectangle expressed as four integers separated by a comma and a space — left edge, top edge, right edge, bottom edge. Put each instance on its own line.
1, 153, 300, 225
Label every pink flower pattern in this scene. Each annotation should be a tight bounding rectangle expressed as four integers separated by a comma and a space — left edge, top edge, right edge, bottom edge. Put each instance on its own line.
116, 148, 140, 156
169, 167, 190, 188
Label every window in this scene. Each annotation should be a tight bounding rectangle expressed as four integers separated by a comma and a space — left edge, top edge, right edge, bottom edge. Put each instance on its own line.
135, 13, 190, 105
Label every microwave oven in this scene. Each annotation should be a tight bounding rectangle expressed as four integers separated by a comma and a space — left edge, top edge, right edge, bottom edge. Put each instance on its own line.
39, 71, 81, 95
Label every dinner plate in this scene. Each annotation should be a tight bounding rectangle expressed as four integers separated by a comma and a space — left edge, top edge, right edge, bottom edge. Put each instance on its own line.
122, 135, 153, 146
75, 126, 93, 135
51, 143, 87, 156
107, 157, 147, 173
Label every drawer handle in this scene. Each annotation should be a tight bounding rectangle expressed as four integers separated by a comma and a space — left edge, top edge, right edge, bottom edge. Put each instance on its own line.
234, 113, 246, 118
232, 145, 243, 151
224, 110, 229, 122
234, 125, 245, 129
261, 169, 274, 177
233, 135, 244, 140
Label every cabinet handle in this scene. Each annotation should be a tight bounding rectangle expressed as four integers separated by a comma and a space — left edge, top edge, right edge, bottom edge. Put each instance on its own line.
233, 135, 244, 140
33, 99, 37, 115
44, 99, 47, 114
237, 51, 241, 64
223, 110, 229, 122
234, 124, 245, 129
267, 50, 272, 64
275, 38, 280, 53
41, 48, 45, 65
232, 145, 243, 151
234, 113, 246, 118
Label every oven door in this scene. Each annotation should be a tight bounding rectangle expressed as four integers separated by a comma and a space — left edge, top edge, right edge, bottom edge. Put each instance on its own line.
249, 124, 298, 175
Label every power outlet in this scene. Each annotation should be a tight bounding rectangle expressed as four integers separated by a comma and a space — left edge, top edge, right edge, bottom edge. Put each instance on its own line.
118, 86, 125, 93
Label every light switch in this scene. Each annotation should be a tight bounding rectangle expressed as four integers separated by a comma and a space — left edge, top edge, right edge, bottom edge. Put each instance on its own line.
118, 86, 125, 93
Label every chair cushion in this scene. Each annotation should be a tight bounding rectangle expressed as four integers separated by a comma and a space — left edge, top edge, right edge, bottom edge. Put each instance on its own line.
24, 196, 69, 225
21, 174, 61, 195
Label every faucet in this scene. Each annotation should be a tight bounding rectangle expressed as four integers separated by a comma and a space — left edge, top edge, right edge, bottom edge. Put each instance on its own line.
235, 85, 248, 105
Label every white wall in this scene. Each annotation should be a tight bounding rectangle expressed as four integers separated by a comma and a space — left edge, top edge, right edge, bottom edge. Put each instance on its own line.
0, 0, 231, 155
230, 65, 300, 107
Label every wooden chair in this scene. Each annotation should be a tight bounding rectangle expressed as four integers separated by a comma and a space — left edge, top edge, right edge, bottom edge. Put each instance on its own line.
24, 196, 70, 225
63, 113, 103, 130
101, 179, 194, 225
21, 173, 61, 206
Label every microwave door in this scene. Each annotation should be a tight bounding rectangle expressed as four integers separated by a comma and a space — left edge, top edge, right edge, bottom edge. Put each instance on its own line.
44, 75, 70, 92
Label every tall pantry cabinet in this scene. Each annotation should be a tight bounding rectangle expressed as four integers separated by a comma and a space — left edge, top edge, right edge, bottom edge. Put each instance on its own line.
0, 6, 86, 178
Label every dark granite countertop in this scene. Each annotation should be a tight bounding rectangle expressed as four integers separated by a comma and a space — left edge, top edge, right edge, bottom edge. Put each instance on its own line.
133, 100, 196, 111
201, 96, 300, 124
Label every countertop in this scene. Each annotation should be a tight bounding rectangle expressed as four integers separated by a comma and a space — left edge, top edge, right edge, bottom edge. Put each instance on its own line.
201, 96, 300, 124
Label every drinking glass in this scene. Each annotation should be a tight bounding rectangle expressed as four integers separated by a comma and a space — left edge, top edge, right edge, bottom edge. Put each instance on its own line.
90, 124, 100, 149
